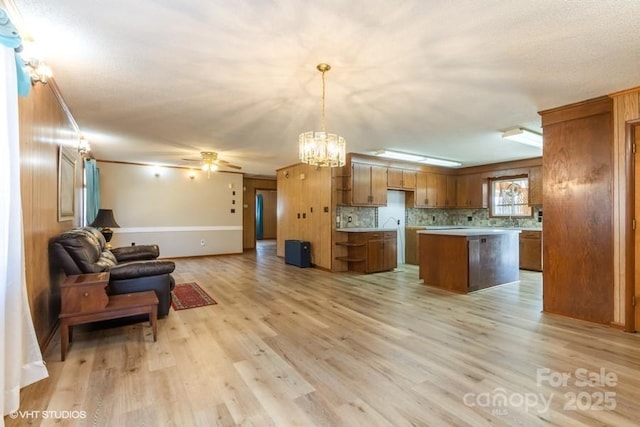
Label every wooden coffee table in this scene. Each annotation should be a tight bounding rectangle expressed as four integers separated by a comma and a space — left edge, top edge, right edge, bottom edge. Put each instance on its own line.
59, 273, 159, 361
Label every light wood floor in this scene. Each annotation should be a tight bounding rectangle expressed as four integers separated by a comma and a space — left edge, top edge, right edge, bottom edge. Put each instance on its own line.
8, 242, 640, 426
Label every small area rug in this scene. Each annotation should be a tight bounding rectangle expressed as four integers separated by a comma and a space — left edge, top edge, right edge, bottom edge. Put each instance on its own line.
171, 282, 217, 310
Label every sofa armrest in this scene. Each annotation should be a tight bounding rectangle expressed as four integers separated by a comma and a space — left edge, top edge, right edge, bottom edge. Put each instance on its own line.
108, 260, 175, 280
111, 245, 160, 262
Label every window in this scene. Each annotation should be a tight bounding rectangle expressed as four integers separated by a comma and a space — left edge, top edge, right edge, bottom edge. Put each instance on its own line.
490, 176, 532, 217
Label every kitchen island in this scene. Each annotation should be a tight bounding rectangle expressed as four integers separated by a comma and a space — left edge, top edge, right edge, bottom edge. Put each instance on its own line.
418, 228, 520, 293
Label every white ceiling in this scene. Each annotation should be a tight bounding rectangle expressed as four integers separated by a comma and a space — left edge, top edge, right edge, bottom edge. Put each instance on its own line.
11, 0, 640, 176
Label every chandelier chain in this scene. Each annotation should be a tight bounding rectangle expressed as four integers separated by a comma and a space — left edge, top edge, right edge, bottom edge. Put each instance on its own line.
321, 69, 327, 133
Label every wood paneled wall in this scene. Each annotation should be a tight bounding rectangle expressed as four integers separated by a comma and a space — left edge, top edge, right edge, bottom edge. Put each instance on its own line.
276, 164, 333, 269
540, 97, 613, 325
610, 86, 640, 329
243, 177, 277, 249
18, 82, 83, 348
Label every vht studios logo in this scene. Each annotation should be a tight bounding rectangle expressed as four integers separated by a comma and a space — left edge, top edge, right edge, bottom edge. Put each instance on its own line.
463, 367, 618, 416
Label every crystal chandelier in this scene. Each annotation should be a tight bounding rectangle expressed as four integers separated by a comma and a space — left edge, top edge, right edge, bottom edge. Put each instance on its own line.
299, 63, 346, 167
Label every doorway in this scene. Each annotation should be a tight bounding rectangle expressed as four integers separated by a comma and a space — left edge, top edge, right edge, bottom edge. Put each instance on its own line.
256, 189, 277, 241
378, 190, 406, 264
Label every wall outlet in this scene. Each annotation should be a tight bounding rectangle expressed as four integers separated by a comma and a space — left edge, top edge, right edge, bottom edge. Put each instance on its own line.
348, 216, 353, 223
200, 239, 206, 246
467, 216, 473, 222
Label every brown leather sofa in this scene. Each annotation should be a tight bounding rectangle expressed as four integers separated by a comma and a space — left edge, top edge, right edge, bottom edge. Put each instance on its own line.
51, 227, 175, 316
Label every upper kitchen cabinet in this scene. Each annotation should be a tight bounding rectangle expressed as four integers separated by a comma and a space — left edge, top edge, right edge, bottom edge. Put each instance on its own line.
387, 168, 416, 190
409, 172, 455, 208
456, 174, 487, 208
349, 163, 388, 206
528, 166, 543, 206
436, 174, 456, 208
410, 172, 436, 208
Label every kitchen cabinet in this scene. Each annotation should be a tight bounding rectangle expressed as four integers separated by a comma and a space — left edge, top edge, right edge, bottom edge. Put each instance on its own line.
410, 172, 451, 208
528, 166, 543, 206
419, 229, 520, 293
519, 230, 542, 271
350, 163, 387, 206
456, 174, 487, 208
335, 230, 397, 273
412, 172, 432, 207
433, 174, 456, 207
387, 168, 416, 190
368, 232, 397, 272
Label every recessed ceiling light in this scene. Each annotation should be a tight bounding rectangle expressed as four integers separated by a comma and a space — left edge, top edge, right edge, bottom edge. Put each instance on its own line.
502, 128, 543, 148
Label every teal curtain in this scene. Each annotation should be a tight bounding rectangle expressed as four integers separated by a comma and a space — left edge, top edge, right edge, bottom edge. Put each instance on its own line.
85, 159, 100, 225
256, 194, 264, 240
0, 8, 31, 96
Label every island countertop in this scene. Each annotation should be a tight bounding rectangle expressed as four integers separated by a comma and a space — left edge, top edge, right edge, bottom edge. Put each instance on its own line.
336, 228, 397, 233
417, 228, 521, 237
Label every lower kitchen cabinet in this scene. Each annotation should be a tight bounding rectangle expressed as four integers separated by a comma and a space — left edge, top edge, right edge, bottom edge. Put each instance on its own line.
519, 230, 542, 271
336, 230, 397, 273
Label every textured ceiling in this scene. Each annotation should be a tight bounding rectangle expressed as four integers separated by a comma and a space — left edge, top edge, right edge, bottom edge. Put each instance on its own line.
11, 0, 640, 176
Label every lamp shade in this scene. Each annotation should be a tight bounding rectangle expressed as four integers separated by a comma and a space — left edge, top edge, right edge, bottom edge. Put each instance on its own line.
90, 209, 120, 228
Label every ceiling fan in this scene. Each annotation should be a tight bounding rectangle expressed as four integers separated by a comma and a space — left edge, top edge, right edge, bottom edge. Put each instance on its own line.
182, 151, 242, 175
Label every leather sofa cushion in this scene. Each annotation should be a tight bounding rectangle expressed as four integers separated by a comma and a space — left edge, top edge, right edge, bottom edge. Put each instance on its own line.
55, 229, 104, 273
109, 260, 176, 280
96, 251, 117, 270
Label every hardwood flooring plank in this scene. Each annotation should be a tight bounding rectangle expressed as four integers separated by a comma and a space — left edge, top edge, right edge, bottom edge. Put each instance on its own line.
7, 242, 640, 426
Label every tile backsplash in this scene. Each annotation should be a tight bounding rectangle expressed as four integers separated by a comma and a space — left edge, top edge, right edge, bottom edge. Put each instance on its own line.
336, 206, 377, 228
337, 206, 542, 229
407, 207, 543, 229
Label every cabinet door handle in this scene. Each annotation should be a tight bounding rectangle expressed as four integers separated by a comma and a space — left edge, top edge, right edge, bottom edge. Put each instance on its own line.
84, 292, 89, 297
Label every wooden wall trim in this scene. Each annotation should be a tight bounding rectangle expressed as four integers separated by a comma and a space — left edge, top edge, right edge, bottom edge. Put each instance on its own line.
624, 121, 639, 331
540, 96, 612, 127
280, 153, 542, 178
98, 159, 244, 175
459, 157, 542, 176
610, 88, 640, 330
610, 85, 640, 98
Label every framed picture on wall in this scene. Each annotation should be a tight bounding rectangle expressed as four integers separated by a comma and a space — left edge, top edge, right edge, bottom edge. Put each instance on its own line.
58, 146, 76, 222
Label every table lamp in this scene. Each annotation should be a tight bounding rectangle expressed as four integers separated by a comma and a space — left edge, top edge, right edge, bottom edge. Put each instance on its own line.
90, 209, 120, 247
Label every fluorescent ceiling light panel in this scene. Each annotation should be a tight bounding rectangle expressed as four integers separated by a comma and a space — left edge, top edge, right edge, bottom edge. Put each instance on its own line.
419, 157, 463, 167
374, 149, 426, 162
502, 128, 543, 148
375, 149, 461, 167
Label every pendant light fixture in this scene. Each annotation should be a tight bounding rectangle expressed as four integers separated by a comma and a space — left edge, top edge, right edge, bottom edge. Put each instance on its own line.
299, 63, 346, 167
